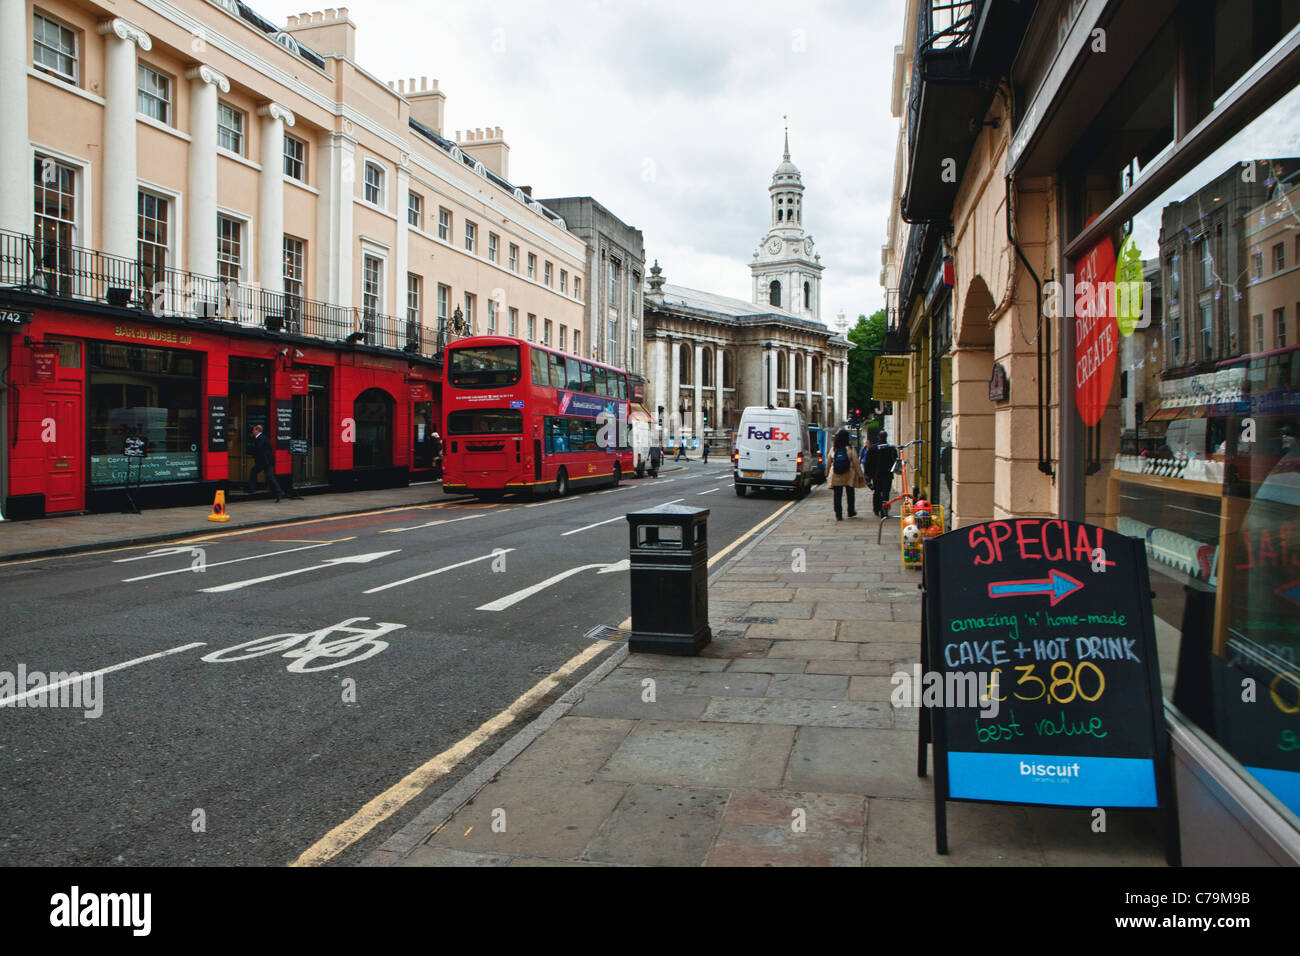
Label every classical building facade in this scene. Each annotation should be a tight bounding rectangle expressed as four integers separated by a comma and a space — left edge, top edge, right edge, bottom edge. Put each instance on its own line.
642, 137, 849, 442
0, 0, 590, 515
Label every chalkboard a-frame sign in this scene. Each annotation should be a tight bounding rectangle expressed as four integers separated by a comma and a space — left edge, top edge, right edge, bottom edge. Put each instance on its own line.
917, 519, 1179, 865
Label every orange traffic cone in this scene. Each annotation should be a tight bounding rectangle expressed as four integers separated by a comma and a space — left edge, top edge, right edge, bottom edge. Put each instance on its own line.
207, 489, 230, 523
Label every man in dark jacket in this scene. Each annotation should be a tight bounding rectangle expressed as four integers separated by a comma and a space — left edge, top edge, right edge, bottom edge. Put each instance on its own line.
648, 444, 663, 478
248, 424, 285, 502
864, 431, 899, 516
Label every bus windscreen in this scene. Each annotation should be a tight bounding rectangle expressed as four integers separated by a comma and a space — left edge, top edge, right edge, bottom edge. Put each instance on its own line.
447, 410, 523, 435
449, 346, 521, 389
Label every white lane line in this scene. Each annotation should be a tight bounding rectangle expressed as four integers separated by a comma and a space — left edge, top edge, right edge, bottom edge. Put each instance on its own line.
596, 487, 631, 495
477, 559, 629, 612
661, 498, 685, 506
562, 515, 624, 536
0, 642, 206, 708
698, 488, 721, 495
113, 546, 207, 564
363, 549, 515, 594
122, 542, 333, 582
200, 551, 400, 593
525, 496, 584, 509
380, 514, 484, 535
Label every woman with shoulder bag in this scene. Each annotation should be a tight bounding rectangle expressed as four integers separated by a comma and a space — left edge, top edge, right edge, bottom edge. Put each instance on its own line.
829, 428, 867, 520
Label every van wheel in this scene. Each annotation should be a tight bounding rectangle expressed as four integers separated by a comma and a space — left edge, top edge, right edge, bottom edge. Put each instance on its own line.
612, 463, 621, 487
796, 479, 810, 499
635, 462, 644, 479
735, 484, 746, 497
555, 468, 570, 497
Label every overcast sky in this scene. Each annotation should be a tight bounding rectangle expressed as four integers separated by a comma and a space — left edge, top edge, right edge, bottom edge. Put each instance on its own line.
255, 0, 904, 326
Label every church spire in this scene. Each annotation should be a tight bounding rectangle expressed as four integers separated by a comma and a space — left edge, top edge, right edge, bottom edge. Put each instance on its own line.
783, 117, 790, 162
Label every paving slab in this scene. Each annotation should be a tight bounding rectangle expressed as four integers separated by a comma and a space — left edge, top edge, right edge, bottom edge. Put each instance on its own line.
418, 777, 630, 859
686, 672, 772, 697
857, 642, 921, 661
863, 797, 1047, 866
706, 789, 867, 867
581, 784, 729, 866
744, 621, 839, 642
1024, 806, 1167, 866
725, 658, 808, 674
701, 697, 890, 729
498, 716, 633, 780
847, 675, 897, 701
814, 603, 894, 622
786, 726, 932, 799
767, 673, 850, 700
804, 660, 894, 676
838, 621, 921, 644
569, 687, 709, 722
598, 720, 796, 789
399, 846, 514, 867
699, 638, 773, 659
620, 655, 730, 672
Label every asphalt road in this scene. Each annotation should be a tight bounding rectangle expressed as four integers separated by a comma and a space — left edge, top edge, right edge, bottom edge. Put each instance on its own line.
0, 460, 791, 866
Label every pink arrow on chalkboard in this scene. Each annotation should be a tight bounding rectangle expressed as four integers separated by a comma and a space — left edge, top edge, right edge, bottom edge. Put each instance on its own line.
988, 569, 1085, 607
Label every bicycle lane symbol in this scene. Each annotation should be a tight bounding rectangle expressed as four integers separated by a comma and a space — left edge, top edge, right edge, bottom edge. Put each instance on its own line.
201, 618, 406, 673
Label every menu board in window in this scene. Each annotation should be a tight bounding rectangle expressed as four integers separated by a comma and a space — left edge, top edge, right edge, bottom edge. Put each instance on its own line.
208, 397, 228, 453
918, 519, 1178, 864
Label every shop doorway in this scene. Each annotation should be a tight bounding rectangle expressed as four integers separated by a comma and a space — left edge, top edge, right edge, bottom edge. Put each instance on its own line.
292, 368, 329, 489
227, 356, 272, 487
353, 388, 393, 470
41, 338, 84, 513
412, 400, 435, 472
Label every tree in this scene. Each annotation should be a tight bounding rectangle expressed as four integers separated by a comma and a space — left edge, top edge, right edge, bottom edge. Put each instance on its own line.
847, 310, 887, 424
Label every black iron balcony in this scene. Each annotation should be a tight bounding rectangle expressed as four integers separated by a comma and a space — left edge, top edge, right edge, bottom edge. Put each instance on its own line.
0, 230, 449, 360
901, 0, 999, 222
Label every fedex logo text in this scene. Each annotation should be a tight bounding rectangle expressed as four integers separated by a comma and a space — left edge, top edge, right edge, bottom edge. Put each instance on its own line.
747, 426, 790, 441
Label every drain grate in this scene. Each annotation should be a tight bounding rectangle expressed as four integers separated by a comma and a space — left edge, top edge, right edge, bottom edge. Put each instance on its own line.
727, 616, 777, 624
585, 624, 631, 642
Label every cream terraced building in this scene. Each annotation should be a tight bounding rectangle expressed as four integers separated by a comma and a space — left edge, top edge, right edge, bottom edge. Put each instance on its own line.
0, 0, 588, 350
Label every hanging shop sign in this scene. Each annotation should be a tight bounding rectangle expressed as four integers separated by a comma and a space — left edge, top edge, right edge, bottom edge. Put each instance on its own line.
1074, 224, 1119, 427
288, 371, 309, 395
988, 363, 1010, 403
873, 357, 911, 403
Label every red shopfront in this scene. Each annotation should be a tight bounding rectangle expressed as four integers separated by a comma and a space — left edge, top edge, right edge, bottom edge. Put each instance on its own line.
3, 304, 443, 518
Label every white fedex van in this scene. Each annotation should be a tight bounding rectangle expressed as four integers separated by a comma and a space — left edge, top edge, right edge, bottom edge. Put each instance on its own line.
733, 406, 813, 497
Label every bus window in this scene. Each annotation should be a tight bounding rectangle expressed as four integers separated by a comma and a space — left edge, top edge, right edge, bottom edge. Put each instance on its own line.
566, 356, 582, 392
531, 348, 548, 387
617, 375, 628, 400
447, 410, 523, 434
581, 362, 595, 393
594, 367, 608, 396
448, 345, 521, 389
549, 352, 566, 389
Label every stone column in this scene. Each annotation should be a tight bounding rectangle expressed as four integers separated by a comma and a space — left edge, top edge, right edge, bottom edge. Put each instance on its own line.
319, 131, 356, 308
693, 342, 703, 440
669, 338, 681, 439
765, 349, 777, 406
804, 352, 813, 411
654, 337, 667, 443
787, 350, 797, 408
829, 361, 839, 426
185, 66, 229, 279
98, 19, 152, 260
714, 347, 724, 436
0, 0, 31, 238
258, 103, 295, 297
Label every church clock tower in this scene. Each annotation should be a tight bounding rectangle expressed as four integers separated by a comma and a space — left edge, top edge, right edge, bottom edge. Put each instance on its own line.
751, 128, 824, 322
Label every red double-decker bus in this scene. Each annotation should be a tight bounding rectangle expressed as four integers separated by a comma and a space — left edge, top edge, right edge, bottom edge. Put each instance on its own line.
442, 335, 635, 499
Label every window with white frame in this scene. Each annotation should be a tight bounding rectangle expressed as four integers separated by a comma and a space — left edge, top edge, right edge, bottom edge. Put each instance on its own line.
217, 215, 242, 283
438, 207, 451, 241
608, 314, 618, 366
33, 154, 76, 286
544, 261, 553, 286
408, 191, 423, 228
527, 253, 536, 279
509, 244, 519, 272
137, 190, 169, 284
438, 284, 450, 329
544, 319, 552, 345
560, 269, 568, 294
508, 307, 518, 336
283, 135, 306, 181
488, 232, 499, 263
1277, 307, 1288, 348
1253, 250, 1264, 280
607, 259, 618, 305
527, 313, 536, 340
217, 103, 245, 155
630, 317, 638, 372
574, 277, 581, 299
464, 292, 476, 333
1200, 304, 1213, 357
362, 254, 383, 319
487, 298, 497, 334
465, 220, 477, 253
573, 329, 580, 356
363, 162, 384, 206
283, 236, 305, 306
559, 325, 567, 351
33, 13, 77, 84
407, 273, 422, 325
137, 64, 171, 124
1276, 242, 1287, 273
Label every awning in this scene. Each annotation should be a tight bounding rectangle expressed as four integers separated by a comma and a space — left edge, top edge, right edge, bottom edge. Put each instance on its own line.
628, 404, 653, 423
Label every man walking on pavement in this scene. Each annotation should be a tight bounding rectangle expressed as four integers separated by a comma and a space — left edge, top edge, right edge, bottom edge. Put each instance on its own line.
674, 441, 689, 462
702, 440, 710, 464
648, 443, 663, 478
864, 430, 899, 517
247, 423, 286, 502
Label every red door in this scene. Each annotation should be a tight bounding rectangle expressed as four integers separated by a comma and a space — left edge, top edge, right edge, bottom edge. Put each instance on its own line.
44, 389, 84, 513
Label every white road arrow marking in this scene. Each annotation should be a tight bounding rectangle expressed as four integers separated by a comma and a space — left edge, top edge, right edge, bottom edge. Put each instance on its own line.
380, 514, 485, 534
698, 488, 720, 495
0, 642, 206, 708
364, 549, 515, 594
199, 551, 400, 593
562, 516, 624, 536
123, 542, 333, 582
477, 559, 628, 612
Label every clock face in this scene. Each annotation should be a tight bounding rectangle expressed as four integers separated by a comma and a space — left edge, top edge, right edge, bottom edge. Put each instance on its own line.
768, 238, 782, 254
804, 239, 814, 255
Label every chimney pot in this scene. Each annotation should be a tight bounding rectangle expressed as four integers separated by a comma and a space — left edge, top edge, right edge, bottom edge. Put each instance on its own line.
338, 6, 348, 20
287, 15, 298, 25
420, 77, 428, 91
324, 8, 336, 21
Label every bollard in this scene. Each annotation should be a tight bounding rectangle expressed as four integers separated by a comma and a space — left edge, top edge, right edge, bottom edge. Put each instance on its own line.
625, 504, 711, 655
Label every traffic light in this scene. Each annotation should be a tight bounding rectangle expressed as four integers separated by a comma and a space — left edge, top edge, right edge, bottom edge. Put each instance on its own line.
703, 408, 709, 425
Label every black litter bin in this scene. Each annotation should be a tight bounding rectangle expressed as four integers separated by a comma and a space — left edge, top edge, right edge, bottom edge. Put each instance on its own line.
625, 504, 711, 656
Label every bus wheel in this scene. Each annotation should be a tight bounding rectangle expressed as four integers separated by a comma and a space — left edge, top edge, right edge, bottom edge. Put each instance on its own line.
612, 463, 621, 487
555, 468, 570, 497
